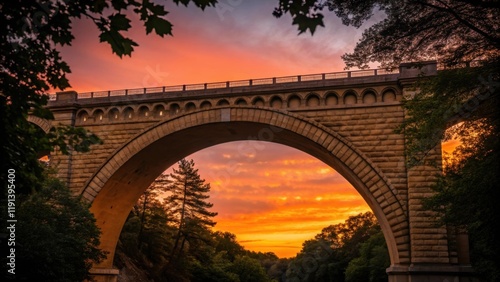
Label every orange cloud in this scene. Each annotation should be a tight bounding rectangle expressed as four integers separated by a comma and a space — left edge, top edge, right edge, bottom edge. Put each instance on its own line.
57, 2, 351, 93
162, 141, 372, 258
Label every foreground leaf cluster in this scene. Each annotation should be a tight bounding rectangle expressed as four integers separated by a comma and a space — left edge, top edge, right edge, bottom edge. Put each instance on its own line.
0, 177, 106, 282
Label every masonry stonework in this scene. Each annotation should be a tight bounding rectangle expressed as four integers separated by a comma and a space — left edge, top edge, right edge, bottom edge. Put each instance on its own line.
36, 62, 476, 282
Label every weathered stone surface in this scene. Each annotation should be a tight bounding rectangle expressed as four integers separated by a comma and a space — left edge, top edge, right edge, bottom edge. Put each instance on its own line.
36, 62, 474, 281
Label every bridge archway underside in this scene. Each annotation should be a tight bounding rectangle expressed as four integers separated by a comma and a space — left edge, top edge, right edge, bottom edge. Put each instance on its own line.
46, 63, 475, 281
83, 106, 408, 266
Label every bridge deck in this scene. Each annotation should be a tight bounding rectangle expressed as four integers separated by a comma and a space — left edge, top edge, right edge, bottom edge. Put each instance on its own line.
49, 68, 399, 104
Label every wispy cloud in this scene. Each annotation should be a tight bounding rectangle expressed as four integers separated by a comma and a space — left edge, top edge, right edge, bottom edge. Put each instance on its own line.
171, 141, 371, 257
58, 1, 370, 92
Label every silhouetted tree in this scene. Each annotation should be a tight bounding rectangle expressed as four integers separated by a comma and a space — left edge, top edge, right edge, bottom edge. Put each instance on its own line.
286, 212, 388, 282
213, 231, 245, 262
3, 177, 106, 282
3, 0, 214, 195
228, 255, 271, 282
274, 0, 499, 68
164, 159, 218, 259
136, 172, 171, 248
345, 230, 390, 282
2, 3, 217, 279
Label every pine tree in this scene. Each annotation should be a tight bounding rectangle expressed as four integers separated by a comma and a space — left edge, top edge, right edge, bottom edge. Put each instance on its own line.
136, 172, 171, 248
164, 159, 218, 259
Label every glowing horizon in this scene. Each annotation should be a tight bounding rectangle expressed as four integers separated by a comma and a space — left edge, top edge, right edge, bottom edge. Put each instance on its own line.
162, 141, 371, 258
157, 138, 460, 258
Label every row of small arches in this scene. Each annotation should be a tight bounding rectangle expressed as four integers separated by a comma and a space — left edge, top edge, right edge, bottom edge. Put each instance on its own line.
77, 89, 398, 123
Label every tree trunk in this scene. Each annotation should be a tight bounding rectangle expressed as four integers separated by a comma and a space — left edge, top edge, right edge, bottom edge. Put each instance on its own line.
171, 179, 188, 258
138, 192, 149, 249
177, 235, 188, 260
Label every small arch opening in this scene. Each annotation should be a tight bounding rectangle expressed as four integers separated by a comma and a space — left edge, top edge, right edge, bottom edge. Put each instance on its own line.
270, 96, 283, 109
343, 92, 358, 105
108, 108, 120, 121
77, 111, 89, 123
170, 104, 181, 115
185, 102, 196, 112
123, 107, 134, 119
235, 98, 247, 106
200, 101, 212, 109
154, 105, 166, 118
382, 90, 397, 102
288, 95, 301, 108
94, 109, 104, 122
252, 97, 265, 107
363, 91, 377, 104
306, 94, 320, 107
217, 99, 230, 106
325, 93, 339, 106
139, 106, 150, 118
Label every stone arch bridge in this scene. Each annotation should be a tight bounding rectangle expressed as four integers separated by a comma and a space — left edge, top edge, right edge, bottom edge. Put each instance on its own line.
40, 61, 475, 281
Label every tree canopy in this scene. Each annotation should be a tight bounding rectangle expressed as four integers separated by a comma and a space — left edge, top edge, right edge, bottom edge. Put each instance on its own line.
274, 0, 499, 69
165, 159, 218, 260
1, 177, 106, 281
284, 212, 389, 282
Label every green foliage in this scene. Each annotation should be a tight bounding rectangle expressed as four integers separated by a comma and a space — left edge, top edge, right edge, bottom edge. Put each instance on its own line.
267, 258, 291, 281
424, 120, 500, 280
345, 231, 390, 282
397, 59, 500, 282
190, 258, 240, 282
213, 231, 246, 261
1, 177, 106, 281
117, 163, 284, 281
274, 0, 500, 69
118, 175, 176, 281
396, 62, 499, 166
118, 193, 389, 282
0, 111, 101, 196
273, 0, 326, 35
229, 255, 271, 282
1, 3, 221, 279
285, 238, 339, 282
285, 212, 388, 282
49, 126, 103, 155
316, 212, 380, 260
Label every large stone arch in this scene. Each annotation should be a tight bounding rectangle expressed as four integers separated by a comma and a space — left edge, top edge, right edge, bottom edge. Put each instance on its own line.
83, 107, 409, 271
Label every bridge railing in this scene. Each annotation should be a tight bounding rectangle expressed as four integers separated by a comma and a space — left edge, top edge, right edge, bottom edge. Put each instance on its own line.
48, 68, 399, 101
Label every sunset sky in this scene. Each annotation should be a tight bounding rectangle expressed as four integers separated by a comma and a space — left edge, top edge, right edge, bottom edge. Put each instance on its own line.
57, 1, 451, 258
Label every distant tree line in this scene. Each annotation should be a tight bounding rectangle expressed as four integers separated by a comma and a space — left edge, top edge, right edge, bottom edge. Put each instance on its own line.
116, 159, 389, 281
